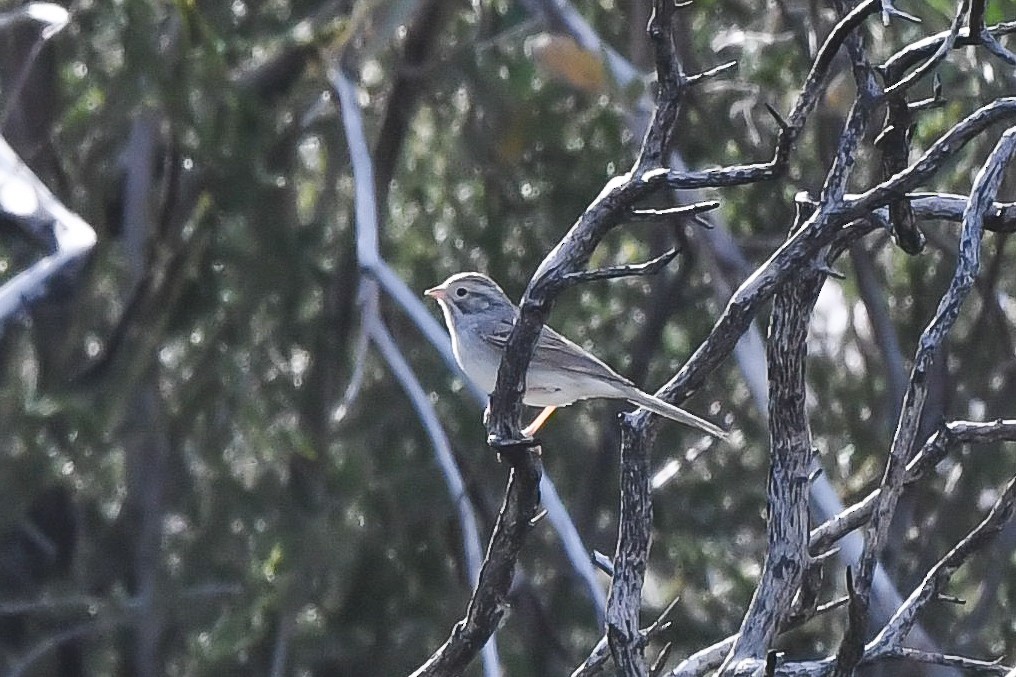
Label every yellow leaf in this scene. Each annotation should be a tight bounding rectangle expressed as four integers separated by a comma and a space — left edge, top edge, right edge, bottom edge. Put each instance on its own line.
526, 33, 607, 94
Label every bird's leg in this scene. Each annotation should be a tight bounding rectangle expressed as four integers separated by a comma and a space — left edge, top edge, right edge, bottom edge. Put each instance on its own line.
522, 406, 558, 437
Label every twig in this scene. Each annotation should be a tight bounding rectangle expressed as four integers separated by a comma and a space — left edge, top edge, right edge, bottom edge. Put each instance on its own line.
878, 648, 1012, 674
561, 249, 678, 284
869, 472, 1016, 654
834, 125, 1016, 676
629, 200, 720, 221
809, 419, 1016, 554
884, 0, 968, 95
684, 60, 737, 86
571, 594, 681, 677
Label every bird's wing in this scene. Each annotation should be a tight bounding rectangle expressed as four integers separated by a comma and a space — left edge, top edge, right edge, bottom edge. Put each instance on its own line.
476, 315, 515, 350
479, 317, 632, 388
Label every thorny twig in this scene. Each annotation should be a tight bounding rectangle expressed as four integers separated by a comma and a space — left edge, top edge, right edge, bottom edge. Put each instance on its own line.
405, 1, 1016, 675
834, 126, 1016, 676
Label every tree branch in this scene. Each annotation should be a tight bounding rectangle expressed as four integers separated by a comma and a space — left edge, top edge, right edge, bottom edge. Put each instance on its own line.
834, 125, 1016, 676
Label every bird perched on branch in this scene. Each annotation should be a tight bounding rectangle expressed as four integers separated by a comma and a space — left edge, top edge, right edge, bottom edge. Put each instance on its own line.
425, 272, 727, 440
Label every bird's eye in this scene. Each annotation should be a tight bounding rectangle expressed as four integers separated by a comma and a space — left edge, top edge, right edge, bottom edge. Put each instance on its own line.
455, 287, 468, 298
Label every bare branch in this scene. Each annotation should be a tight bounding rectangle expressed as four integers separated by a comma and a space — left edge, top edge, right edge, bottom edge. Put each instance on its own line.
869, 474, 1016, 656
562, 249, 678, 284
684, 60, 737, 86
629, 200, 720, 221
721, 232, 823, 669
810, 419, 1016, 555
878, 648, 1012, 674
834, 125, 1016, 676
884, 0, 968, 95
410, 453, 543, 677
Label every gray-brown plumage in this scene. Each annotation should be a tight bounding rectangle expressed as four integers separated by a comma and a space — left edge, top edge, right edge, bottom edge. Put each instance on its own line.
426, 272, 727, 440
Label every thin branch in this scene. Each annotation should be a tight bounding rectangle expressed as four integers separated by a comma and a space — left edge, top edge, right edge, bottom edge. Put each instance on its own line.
884, 0, 968, 95
329, 290, 372, 424
684, 60, 737, 86
562, 249, 678, 284
810, 419, 1016, 555
571, 595, 681, 677
878, 648, 1012, 674
629, 200, 720, 221
869, 473, 1016, 655
834, 125, 1016, 676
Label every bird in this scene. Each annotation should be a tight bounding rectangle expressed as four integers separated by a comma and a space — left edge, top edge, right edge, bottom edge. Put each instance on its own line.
425, 272, 727, 440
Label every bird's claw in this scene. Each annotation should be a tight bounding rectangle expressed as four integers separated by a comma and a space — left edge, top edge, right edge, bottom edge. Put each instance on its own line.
487, 433, 542, 463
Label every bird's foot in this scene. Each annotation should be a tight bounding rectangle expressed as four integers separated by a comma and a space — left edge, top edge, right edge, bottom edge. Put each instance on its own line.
487, 433, 542, 464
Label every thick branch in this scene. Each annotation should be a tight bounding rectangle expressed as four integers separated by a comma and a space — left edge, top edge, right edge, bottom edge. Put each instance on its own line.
605, 414, 656, 676
721, 263, 823, 671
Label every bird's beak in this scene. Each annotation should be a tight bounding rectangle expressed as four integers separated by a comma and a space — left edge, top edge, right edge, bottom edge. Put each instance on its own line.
424, 285, 445, 300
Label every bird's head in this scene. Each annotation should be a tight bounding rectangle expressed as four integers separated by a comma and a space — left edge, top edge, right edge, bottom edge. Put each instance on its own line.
425, 272, 515, 320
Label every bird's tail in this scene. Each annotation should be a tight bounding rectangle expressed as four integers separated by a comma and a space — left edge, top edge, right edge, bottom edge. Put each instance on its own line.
622, 386, 729, 441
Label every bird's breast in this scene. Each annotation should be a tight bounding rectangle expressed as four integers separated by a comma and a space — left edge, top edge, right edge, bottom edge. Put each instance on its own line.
450, 324, 622, 408
451, 326, 501, 395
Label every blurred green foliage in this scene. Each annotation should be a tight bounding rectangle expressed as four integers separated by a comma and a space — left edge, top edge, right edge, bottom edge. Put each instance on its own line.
1, 0, 1015, 674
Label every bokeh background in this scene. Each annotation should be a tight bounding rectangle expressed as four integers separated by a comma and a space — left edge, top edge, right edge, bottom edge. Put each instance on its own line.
1, 0, 1015, 674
